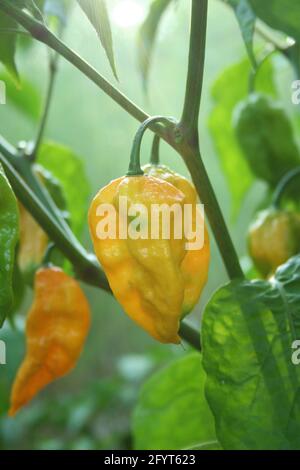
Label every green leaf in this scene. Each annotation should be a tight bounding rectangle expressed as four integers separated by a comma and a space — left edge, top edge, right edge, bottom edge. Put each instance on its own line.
283, 43, 300, 81
37, 141, 90, 237
137, 0, 173, 90
0, 163, 19, 327
77, 0, 117, 79
35, 164, 72, 280
132, 353, 217, 450
11, 252, 26, 316
25, 0, 44, 20
234, 93, 300, 187
250, 0, 300, 42
202, 255, 300, 450
0, 322, 25, 415
0, 12, 19, 83
208, 57, 276, 217
227, 0, 256, 68
0, 71, 41, 120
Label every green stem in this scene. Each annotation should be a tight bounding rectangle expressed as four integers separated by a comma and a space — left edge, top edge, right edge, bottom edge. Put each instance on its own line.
0, 0, 178, 147
0, 0, 150, 124
248, 50, 277, 94
180, 0, 244, 280
182, 144, 244, 279
41, 242, 56, 266
273, 167, 300, 208
179, 321, 201, 350
283, 43, 300, 81
30, 51, 59, 160
127, 116, 177, 176
150, 134, 160, 165
180, 0, 208, 135
0, 27, 29, 35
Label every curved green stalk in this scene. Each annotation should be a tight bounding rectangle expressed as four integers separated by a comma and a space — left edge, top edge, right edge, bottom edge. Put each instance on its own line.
150, 134, 160, 165
273, 167, 300, 208
127, 116, 177, 176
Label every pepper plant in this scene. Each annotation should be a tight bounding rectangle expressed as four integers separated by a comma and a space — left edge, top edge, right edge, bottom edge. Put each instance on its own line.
0, 0, 300, 451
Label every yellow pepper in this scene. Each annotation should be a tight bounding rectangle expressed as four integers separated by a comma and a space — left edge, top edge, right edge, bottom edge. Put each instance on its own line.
88, 165, 209, 344
248, 208, 300, 278
18, 202, 49, 276
142, 164, 210, 316
17, 165, 68, 280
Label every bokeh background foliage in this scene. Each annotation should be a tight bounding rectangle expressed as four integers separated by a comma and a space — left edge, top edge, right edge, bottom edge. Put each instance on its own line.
0, 0, 299, 450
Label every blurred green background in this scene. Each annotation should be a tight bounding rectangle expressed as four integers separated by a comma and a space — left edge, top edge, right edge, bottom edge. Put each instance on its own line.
0, 0, 294, 450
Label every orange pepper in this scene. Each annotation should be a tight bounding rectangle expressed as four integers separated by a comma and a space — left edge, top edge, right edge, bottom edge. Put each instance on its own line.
9, 267, 90, 416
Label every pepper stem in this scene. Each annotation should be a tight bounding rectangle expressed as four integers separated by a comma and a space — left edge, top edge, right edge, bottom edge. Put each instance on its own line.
127, 116, 177, 176
42, 242, 56, 267
150, 134, 160, 165
272, 166, 300, 208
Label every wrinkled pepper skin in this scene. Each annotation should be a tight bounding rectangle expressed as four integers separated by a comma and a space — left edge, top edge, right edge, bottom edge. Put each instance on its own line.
9, 267, 90, 416
0, 163, 19, 327
142, 165, 210, 316
88, 166, 209, 344
248, 208, 300, 278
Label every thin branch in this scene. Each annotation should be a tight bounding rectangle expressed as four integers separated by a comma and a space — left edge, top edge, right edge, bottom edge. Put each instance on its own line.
30, 19, 66, 160
0, 1, 149, 123
0, 27, 30, 35
248, 49, 278, 94
0, 0, 178, 147
181, 144, 244, 279
179, 0, 244, 280
30, 51, 59, 160
179, 321, 201, 350
180, 0, 208, 135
